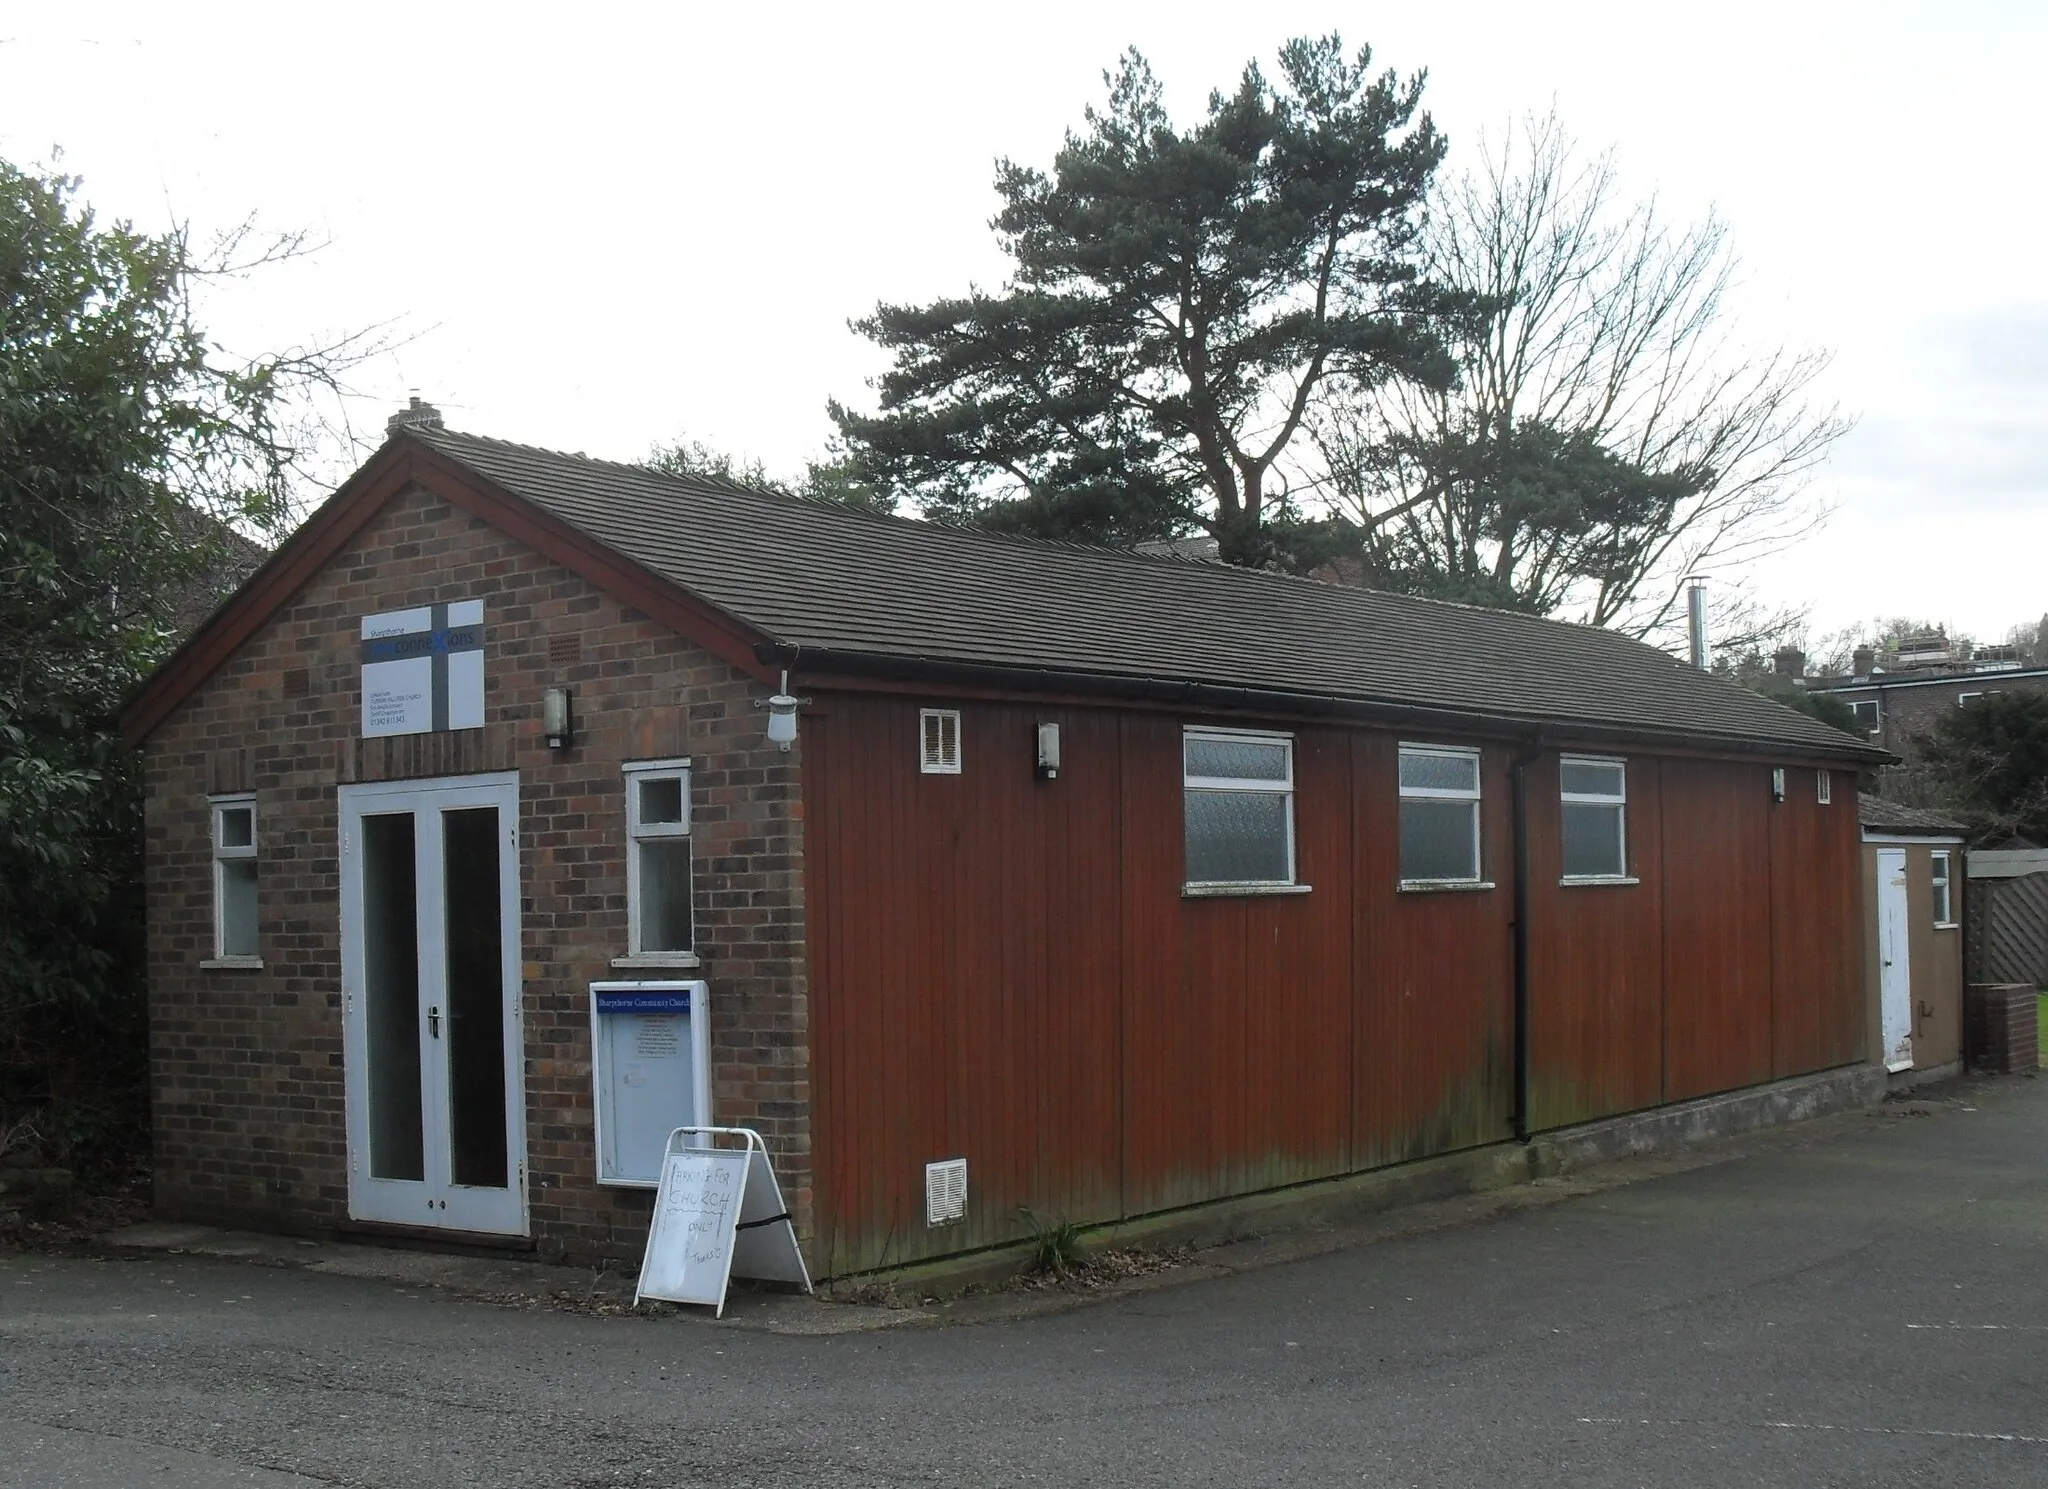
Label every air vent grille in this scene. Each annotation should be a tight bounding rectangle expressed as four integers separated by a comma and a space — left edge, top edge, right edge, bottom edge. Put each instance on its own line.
925, 1157, 967, 1226
920, 709, 962, 774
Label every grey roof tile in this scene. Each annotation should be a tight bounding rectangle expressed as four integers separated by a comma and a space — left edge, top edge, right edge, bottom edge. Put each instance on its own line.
1859, 797, 1969, 834
410, 426, 1883, 761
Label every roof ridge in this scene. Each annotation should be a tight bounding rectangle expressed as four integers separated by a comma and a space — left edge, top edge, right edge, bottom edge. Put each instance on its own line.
413, 424, 1220, 566
404, 424, 1871, 759
408, 427, 1683, 647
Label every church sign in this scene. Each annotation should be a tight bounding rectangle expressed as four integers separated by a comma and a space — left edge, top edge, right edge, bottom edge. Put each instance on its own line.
359, 600, 485, 738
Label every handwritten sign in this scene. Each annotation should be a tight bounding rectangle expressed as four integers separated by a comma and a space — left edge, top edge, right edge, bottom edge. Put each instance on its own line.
637, 1146, 748, 1310
636, 1127, 812, 1315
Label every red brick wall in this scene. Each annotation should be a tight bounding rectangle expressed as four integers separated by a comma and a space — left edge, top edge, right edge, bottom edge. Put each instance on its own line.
1965, 983, 2039, 1075
142, 479, 810, 1262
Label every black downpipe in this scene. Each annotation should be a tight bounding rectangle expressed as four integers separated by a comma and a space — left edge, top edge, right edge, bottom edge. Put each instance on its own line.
1510, 747, 1543, 1143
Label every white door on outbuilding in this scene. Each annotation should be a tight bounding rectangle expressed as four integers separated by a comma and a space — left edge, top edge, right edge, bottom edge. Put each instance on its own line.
1877, 848, 1914, 1072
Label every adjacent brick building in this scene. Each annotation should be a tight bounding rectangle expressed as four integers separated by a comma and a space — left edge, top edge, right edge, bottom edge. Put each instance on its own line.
1792, 636, 2048, 760
126, 409, 1889, 1276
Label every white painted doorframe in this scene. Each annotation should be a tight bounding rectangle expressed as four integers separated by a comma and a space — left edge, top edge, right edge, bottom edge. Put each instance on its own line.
1877, 848, 1914, 1073
339, 772, 527, 1235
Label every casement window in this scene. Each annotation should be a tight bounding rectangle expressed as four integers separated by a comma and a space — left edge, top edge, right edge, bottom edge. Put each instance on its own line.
624, 759, 693, 956
1559, 757, 1629, 882
1398, 744, 1484, 886
210, 794, 259, 961
1931, 850, 1955, 927
1850, 699, 1881, 737
1957, 690, 2002, 707
1183, 727, 1298, 891
1817, 769, 1833, 805
920, 709, 962, 774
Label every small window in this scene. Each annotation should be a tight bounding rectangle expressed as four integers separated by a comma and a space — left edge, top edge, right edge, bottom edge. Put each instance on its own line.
1559, 757, 1628, 881
1850, 698, 1881, 737
1817, 769, 1832, 805
624, 760, 693, 956
1957, 690, 2001, 707
1398, 745, 1483, 884
1931, 850, 1954, 926
920, 709, 962, 774
211, 793, 259, 960
1183, 728, 1295, 888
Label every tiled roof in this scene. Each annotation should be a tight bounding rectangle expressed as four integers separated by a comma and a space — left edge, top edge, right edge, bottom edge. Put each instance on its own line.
408, 426, 1886, 762
1859, 796, 1969, 835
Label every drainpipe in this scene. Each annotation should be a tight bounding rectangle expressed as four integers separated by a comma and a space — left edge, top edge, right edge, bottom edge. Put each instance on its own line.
1510, 744, 1544, 1143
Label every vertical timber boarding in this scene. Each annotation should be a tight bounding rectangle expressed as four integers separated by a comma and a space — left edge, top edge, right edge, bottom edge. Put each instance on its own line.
804, 696, 1871, 1276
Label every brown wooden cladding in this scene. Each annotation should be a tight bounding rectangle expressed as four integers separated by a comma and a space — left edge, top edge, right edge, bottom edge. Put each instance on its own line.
804, 697, 1869, 1276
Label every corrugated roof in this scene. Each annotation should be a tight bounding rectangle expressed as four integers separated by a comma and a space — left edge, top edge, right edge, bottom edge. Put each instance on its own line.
409, 426, 1884, 761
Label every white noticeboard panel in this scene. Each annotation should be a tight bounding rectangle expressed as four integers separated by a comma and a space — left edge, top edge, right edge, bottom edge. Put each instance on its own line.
636, 1127, 812, 1316
590, 981, 711, 1187
360, 599, 485, 738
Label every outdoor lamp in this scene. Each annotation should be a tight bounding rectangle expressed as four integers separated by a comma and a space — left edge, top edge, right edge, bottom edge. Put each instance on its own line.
543, 686, 574, 750
760, 670, 806, 752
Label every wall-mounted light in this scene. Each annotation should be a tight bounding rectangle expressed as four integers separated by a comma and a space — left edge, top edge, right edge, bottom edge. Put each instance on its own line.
1770, 766, 1786, 803
756, 670, 809, 752
1035, 722, 1061, 780
543, 686, 575, 750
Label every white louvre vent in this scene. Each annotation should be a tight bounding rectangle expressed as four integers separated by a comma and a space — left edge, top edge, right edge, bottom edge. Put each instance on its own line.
920, 709, 962, 774
925, 1157, 967, 1226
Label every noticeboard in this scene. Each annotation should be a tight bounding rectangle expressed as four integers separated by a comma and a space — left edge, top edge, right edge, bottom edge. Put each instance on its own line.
636, 1127, 812, 1316
589, 981, 711, 1187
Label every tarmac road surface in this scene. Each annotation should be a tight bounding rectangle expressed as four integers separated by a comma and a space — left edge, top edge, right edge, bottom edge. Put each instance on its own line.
5, 1075, 2045, 1487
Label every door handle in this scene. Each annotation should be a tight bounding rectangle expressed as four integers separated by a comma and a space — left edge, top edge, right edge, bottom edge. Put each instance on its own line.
427, 1006, 441, 1039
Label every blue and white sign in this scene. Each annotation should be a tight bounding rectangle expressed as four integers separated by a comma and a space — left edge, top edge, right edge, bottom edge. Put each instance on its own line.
360, 599, 485, 738
590, 980, 712, 1187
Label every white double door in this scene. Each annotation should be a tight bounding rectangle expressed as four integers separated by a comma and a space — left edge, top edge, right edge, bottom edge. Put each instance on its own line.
340, 772, 527, 1235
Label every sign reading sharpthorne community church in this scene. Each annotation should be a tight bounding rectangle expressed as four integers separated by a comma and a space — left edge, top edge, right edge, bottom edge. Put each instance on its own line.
360, 600, 485, 738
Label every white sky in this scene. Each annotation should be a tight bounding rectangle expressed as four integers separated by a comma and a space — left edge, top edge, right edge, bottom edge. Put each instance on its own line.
4, 1, 2043, 645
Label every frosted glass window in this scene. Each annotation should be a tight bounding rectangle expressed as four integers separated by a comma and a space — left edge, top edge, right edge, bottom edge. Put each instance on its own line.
1560, 757, 1628, 880
624, 760, 693, 955
210, 794, 259, 959
1183, 729, 1295, 887
638, 776, 684, 825
1398, 745, 1482, 883
636, 839, 694, 953
1931, 851, 1953, 926
1185, 735, 1289, 782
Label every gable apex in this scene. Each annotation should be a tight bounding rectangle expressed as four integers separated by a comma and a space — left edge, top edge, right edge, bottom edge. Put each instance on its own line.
119, 433, 776, 745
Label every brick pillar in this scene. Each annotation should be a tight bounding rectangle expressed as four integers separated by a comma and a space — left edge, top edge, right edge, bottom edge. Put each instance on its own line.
1965, 983, 2040, 1074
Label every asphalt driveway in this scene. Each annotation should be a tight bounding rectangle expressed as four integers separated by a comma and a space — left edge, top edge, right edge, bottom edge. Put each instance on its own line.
5, 1075, 2046, 1488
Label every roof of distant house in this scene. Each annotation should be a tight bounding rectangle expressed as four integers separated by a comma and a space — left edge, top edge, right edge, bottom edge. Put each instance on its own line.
123, 423, 1893, 763
1859, 797, 1969, 836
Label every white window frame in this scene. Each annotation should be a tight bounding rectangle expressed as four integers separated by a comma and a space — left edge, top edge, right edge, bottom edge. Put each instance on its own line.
207, 792, 261, 966
618, 758, 698, 968
919, 708, 962, 774
1850, 698, 1881, 737
1397, 743, 1488, 890
1931, 849, 1956, 928
1817, 769, 1833, 805
1558, 755, 1634, 885
1182, 726, 1303, 895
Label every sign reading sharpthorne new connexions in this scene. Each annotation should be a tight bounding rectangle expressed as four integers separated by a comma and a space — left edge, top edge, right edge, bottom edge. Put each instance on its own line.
360, 600, 485, 738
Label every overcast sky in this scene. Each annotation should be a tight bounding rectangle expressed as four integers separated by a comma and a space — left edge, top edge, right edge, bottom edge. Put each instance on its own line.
4, 2, 2043, 645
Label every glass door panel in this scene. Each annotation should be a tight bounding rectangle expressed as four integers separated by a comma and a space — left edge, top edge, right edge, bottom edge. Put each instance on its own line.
362, 812, 425, 1182
443, 806, 509, 1190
